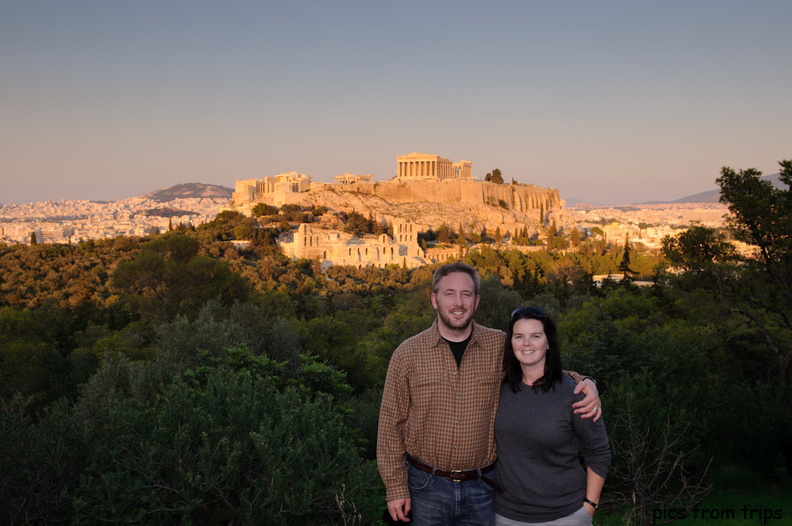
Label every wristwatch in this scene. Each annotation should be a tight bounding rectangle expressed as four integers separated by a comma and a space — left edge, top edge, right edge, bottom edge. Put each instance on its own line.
583, 497, 598, 509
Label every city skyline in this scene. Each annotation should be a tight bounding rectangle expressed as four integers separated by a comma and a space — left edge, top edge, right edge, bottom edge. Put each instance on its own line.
2, 1, 791, 206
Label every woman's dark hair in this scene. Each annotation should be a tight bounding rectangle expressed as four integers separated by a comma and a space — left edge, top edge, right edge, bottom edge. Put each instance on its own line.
503, 307, 563, 393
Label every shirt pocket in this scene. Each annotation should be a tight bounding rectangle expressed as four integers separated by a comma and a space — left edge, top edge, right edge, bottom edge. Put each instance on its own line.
468, 372, 501, 411
410, 372, 444, 410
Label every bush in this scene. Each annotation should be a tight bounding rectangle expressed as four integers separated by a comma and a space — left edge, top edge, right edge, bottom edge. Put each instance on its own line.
603, 374, 713, 524
69, 367, 375, 525
0, 397, 84, 525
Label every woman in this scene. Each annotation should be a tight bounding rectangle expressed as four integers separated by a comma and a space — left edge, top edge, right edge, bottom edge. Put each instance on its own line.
494, 307, 610, 526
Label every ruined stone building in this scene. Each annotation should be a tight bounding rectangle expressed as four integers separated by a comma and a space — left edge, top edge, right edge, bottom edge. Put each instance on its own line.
334, 173, 374, 184
396, 152, 473, 181
231, 171, 311, 207
279, 219, 427, 270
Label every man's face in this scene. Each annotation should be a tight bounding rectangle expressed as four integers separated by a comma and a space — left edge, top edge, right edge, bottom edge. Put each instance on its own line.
431, 271, 480, 335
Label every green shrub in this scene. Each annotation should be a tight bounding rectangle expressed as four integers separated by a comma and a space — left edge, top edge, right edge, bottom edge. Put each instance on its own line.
0, 397, 83, 525
70, 367, 373, 525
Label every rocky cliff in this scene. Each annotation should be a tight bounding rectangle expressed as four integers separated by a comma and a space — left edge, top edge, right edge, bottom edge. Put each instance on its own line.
285, 180, 570, 235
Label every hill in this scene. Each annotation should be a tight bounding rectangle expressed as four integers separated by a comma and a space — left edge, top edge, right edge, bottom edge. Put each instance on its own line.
145, 183, 233, 203
264, 181, 568, 235
671, 189, 721, 204
671, 173, 782, 204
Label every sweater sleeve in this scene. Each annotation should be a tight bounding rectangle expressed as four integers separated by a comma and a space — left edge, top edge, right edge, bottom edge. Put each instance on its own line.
571, 395, 611, 478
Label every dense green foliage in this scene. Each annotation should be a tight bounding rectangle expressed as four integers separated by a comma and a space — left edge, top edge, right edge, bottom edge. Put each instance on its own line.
484, 168, 504, 184
1, 161, 791, 524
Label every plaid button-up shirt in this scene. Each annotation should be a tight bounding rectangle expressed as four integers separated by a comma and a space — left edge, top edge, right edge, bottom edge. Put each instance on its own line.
376, 320, 506, 502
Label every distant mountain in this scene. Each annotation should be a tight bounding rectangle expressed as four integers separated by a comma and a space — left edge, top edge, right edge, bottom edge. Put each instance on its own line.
145, 183, 233, 203
671, 173, 782, 204
670, 189, 720, 204
567, 173, 784, 207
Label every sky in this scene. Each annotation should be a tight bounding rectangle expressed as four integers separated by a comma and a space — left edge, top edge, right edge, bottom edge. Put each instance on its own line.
2, 1, 791, 206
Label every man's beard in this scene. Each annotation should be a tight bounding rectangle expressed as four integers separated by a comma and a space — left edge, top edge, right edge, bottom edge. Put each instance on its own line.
438, 310, 474, 333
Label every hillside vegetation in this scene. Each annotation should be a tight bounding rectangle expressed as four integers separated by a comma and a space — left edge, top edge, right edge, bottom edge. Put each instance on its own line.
1, 161, 790, 525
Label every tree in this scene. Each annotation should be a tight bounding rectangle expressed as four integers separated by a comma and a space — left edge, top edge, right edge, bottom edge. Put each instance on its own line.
0, 397, 84, 525
111, 233, 250, 321
344, 211, 373, 236
569, 227, 583, 248
716, 160, 792, 384
704, 160, 792, 473
718, 161, 792, 273
484, 168, 504, 184
70, 366, 375, 524
436, 224, 452, 244
0, 307, 52, 401
606, 375, 712, 526
661, 226, 737, 273
252, 203, 279, 217
617, 235, 636, 280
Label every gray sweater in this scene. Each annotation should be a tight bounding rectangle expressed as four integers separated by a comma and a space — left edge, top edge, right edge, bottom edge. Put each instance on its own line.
494, 375, 611, 522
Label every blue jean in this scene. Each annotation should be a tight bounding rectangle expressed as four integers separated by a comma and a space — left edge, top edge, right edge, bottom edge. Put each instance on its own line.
407, 462, 497, 526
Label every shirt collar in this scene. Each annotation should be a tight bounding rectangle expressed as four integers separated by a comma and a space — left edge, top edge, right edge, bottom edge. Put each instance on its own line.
430, 318, 480, 346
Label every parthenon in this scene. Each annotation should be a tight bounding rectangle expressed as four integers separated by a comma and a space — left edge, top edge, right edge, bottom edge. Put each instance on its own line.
396, 152, 472, 181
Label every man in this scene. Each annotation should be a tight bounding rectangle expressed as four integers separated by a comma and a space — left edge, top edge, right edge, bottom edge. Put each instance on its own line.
377, 262, 601, 525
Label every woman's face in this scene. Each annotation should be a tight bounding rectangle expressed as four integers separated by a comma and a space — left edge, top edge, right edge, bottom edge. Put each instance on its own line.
511, 318, 549, 369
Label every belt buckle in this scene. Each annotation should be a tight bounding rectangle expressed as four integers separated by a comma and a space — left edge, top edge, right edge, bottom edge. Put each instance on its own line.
450, 469, 465, 481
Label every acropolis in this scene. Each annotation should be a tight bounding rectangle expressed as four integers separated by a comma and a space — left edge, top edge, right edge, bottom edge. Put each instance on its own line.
228, 152, 561, 214
225, 152, 566, 269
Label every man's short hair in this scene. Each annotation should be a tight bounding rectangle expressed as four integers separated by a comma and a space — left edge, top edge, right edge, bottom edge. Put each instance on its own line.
432, 262, 480, 296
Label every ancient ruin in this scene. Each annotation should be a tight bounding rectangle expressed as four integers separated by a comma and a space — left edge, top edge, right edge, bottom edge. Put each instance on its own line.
279, 219, 427, 270
226, 153, 566, 269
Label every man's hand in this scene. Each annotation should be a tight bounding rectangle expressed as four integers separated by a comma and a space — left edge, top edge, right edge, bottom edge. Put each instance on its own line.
388, 497, 411, 523
572, 378, 602, 422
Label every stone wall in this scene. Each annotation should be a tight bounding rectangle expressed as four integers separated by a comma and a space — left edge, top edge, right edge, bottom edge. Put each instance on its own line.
279, 218, 428, 270
356, 179, 561, 213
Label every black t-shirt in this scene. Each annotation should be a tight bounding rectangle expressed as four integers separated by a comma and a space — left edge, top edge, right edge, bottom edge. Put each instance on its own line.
444, 334, 472, 368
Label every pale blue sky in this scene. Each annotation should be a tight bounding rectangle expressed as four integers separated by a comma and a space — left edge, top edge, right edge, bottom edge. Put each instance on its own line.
2, 1, 790, 205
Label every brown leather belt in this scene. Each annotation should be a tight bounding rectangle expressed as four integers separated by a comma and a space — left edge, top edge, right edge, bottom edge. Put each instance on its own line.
406, 456, 503, 492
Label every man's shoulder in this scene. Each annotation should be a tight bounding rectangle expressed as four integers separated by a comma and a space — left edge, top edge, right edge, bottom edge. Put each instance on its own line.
471, 322, 506, 343
473, 323, 505, 336
393, 324, 440, 355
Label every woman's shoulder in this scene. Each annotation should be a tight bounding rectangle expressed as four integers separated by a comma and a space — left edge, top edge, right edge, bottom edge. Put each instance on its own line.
557, 374, 582, 398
